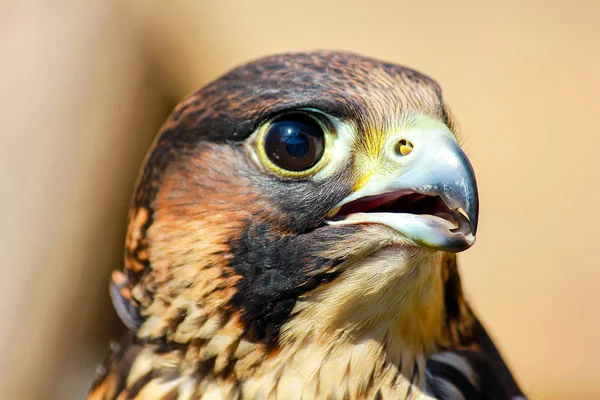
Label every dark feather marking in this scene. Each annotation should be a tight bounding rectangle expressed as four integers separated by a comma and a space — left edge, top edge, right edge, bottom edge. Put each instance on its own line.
405, 361, 420, 399
127, 370, 155, 399
469, 320, 525, 399
444, 262, 462, 322
230, 223, 358, 343
161, 386, 181, 400
426, 359, 480, 400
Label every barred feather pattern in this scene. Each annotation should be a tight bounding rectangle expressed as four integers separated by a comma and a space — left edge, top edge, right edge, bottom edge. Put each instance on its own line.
88, 332, 525, 400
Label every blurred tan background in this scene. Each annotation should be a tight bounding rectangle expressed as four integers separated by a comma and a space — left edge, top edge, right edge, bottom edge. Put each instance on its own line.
1, 1, 599, 399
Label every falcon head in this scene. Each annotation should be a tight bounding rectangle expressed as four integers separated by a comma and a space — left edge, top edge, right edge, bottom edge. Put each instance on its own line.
115, 51, 479, 394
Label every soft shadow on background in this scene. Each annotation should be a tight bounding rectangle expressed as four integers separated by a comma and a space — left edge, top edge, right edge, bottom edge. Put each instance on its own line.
1, 1, 599, 399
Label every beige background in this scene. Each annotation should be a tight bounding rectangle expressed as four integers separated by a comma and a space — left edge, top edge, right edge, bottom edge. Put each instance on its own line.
1, 1, 599, 399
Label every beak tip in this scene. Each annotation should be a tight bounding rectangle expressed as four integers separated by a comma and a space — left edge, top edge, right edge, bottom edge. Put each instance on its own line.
469, 212, 478, 237
468, 197, 479, 238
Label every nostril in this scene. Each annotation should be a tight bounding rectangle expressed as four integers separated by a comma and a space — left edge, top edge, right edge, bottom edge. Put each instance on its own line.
395, 139, 414, 156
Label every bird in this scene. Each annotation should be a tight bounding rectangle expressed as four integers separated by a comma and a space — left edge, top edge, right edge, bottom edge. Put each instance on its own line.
87, 51, 525, 400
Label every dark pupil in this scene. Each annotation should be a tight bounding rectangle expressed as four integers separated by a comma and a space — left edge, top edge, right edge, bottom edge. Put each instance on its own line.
264, 113, 325, 171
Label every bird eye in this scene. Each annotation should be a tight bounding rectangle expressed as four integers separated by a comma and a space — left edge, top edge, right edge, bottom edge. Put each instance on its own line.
262, 113, 326, 172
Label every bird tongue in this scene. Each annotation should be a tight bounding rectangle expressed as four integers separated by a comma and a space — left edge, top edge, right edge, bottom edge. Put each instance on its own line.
331, 190, 430, 219
333, 191, 407, 216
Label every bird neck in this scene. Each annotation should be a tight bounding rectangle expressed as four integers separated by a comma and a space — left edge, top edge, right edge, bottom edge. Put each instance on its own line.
242, 248, 447, 398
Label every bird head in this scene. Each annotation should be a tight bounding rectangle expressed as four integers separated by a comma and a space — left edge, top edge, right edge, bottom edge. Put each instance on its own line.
114, 52, 478, 380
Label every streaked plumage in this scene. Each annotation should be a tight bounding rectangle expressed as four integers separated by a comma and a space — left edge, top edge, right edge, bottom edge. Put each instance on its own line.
88, 51, 525, 399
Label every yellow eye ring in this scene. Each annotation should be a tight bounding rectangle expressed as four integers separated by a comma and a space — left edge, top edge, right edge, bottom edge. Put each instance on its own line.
255, 111, 333, 179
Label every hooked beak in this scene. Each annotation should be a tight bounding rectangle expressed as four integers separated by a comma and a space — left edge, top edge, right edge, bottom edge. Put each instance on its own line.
325, 118, 479, 253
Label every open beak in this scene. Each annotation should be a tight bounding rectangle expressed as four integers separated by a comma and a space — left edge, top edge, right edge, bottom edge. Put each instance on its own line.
325, 118, 479, 253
